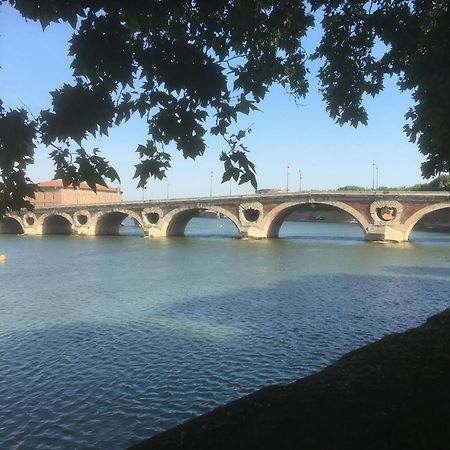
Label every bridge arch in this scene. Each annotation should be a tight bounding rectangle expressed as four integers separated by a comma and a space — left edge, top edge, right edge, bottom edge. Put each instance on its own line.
403, 203, 450, 240
93, 210, 144, 235
259, 201, 370, 238
40, 213, 73, 235
160, 206, 241, 237
0, 215, 24, 234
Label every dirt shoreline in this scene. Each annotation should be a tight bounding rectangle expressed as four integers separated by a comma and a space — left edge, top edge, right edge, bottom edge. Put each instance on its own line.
128, 308, 450, 450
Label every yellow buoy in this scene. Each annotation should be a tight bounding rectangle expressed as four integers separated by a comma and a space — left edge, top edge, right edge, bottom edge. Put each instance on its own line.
0, 255, 6, 262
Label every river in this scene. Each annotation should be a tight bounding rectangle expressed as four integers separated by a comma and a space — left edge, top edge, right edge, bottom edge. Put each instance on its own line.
1, 218, 450, 449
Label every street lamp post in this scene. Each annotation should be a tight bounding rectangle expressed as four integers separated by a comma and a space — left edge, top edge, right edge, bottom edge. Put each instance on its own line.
210, 170, 213, 197
298, 169, 302, 192
286, 165, 290, 192
372, 162, 375, 190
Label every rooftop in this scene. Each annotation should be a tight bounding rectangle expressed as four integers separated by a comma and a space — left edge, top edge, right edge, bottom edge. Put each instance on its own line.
37, 180, 120, 192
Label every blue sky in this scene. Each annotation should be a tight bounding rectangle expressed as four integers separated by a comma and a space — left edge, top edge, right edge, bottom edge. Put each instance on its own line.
0, 4, 426, 200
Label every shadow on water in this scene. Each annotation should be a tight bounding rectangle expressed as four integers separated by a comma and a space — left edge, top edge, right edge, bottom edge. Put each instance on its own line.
1, 271, 450, 450
411, 236, 450, 245
276, 234, 364, 242
385, 266, 450, 278
410, 229, 450, 245
183, 233, 239, 240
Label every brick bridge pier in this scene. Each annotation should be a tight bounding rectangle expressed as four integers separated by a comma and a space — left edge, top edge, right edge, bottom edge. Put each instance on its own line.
1, 191, 450, 242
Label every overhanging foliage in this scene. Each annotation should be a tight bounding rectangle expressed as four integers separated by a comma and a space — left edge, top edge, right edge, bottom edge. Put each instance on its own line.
0, 1, 448, 216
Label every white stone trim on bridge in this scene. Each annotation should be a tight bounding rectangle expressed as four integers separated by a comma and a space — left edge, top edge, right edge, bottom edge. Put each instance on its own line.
22, 212, 40, 235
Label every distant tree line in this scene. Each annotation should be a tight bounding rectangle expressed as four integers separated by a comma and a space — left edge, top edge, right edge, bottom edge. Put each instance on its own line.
338, 175, 450, 192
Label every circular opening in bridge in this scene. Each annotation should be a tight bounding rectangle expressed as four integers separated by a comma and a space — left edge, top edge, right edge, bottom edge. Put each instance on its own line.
25, 217, 35, 226
409, 208, 450, 244
243, 208, 260, 222
146, 212, 160, 224
376, 206, 396, 222
276, 203, 363, 241
77, 214, 88, 225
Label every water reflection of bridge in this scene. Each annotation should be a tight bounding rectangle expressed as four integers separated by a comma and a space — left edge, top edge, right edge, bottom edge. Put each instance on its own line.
2, 191, 450, 242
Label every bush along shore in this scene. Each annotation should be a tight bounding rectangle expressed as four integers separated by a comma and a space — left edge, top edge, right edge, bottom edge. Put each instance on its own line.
128, 308, 450, 450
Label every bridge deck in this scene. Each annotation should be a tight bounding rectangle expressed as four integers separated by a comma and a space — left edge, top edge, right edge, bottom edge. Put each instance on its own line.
31, 191, 450, 213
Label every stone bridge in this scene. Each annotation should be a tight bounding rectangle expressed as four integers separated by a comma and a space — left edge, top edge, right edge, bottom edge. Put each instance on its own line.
1, 191, 450, 242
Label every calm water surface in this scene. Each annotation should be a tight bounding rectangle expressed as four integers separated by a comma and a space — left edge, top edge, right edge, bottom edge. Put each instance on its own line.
1, 219, 450, 449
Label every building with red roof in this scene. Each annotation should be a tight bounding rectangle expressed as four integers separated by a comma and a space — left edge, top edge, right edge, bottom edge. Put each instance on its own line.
32, 180, 122, 207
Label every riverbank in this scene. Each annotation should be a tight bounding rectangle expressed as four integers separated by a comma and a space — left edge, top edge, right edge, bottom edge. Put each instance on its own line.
129, 307, 450, 450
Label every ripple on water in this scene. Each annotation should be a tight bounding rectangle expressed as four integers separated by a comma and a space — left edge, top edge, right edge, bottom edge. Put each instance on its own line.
1, 225, 450, 449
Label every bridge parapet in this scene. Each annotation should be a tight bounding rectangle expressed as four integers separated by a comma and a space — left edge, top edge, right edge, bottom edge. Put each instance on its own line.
2, 191, 450, 242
